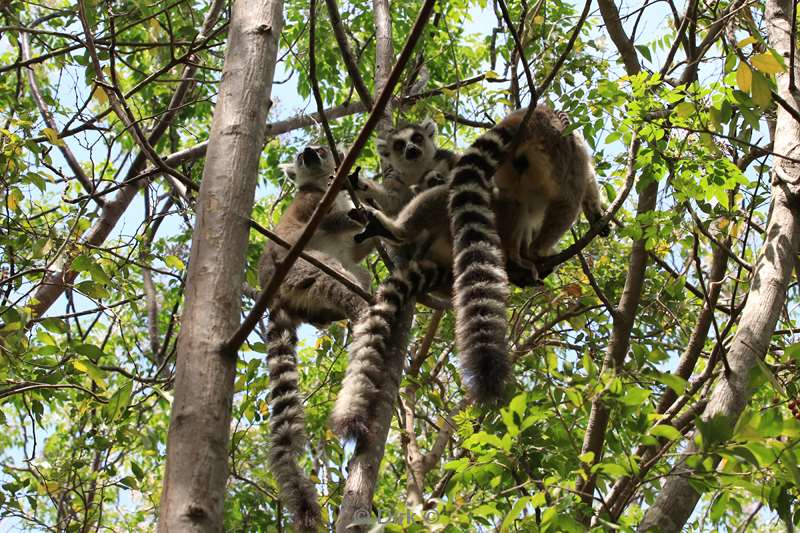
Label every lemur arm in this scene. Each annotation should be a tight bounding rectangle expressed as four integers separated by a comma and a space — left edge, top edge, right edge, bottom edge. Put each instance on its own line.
318, 211, 365, 234
350, 170, 412, 215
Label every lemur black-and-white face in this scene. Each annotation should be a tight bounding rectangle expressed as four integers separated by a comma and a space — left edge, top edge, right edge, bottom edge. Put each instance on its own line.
281, 145, 340, 189
376, 118, 437, 175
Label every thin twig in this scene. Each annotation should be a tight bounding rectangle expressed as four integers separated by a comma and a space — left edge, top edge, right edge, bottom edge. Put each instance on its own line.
538, 0, 592, 94
324, 0, 373, 107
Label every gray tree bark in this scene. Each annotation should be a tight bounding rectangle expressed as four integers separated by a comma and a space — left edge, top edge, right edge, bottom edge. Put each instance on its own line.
638, 1, 800, 530
156, 1, 283, 531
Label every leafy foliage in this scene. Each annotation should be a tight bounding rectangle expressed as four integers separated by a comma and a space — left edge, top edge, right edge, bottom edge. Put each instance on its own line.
1, 0, 798, 531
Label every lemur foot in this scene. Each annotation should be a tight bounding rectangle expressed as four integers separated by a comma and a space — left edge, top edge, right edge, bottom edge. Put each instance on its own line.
347, 207, 368, 224
353, 209, 396, 243
506, 257, 544, 287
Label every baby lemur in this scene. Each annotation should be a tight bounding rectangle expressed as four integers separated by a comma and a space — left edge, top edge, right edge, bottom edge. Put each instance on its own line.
330, 105, 608, 442
350, 118, 457, 215
258, 145, 373, 532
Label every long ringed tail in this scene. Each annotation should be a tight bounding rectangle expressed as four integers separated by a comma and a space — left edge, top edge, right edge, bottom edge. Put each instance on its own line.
265, 305, 320, 532
330, 260, 451, 442
448, 123, 516, 404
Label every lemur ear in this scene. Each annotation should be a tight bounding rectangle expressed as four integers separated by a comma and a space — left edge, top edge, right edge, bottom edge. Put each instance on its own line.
280, 163, 297, 181
421, 117, 437, 138
375, 138, 390, 159
335, 143, 348, 161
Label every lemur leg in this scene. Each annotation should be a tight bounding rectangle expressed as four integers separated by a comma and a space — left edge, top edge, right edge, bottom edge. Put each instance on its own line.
581, 175, 610, 236
287, 255, 370, 323
528, 199, 583, 276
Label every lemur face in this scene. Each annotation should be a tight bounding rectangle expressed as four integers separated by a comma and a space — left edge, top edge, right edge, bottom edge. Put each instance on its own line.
376, 118, 438, 177
282, 145, 338, 189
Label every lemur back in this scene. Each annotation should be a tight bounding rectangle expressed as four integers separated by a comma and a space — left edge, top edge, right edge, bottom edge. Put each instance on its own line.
331, 106, 608, 441
351, 118, 457, 216
258, 145, 373, 532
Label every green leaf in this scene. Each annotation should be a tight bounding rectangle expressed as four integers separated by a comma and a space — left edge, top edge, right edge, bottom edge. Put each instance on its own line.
620, 387, 651, 406
673, 102, 695, 118
649, 424, 683, 441
592, 462, 627, 479
104, 380, 132, 421
737, 36, 757, 48
71, 359, 107, 390
696, 414, 734, 448
38, 318, 67, 334
784, 343, 800, 361
75, 343, 106, 360
751, 71, 771, 109
165, 255, 185, 270
654, 373, 688, 395
500, 496, 531, 532
41, 128, 66, 147
71, 254, 92, 272
578, 451, 595, 464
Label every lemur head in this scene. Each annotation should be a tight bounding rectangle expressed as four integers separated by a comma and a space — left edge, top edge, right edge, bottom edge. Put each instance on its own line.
376, 118, 438, 177
281, 144, 343, 190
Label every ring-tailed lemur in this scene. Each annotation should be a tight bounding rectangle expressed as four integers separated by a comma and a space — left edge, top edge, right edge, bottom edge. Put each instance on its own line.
258, 145, 374, 532
330, 106, 608, 441
350, 118, 457, 216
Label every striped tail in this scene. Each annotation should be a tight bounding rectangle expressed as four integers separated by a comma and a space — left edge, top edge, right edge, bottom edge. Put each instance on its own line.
266, 306, 320, 532
330, 260, 451, 442
448, 124, 516, 404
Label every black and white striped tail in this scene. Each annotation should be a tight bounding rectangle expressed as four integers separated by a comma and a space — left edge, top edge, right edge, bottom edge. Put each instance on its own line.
448, 124, 516, 404
266, 306, 320, 532
330, 260, 451, 442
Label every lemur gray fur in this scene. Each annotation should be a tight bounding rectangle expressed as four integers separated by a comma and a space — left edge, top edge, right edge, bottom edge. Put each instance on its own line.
258, 145, 373, 532
330, 105, 608, 441
350, 118, 457, 215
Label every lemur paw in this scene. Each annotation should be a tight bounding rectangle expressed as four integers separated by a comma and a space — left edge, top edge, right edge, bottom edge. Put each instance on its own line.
354, 210, 393, 243
348, 208, 368, 224
348, 166, 366, 191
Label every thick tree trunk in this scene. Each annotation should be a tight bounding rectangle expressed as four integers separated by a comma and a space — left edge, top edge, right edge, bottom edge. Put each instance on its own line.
638, 1, 800, 530
156, 1, 283, 532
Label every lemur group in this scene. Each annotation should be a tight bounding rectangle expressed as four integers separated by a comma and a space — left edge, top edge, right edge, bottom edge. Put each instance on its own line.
257, 104, 611, 531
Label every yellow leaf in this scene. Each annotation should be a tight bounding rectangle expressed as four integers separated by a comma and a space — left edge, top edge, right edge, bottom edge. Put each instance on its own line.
737, 36, 757, 48
751, 52, 784, 74
42, 127, 65, 147
736, 62, 752, 93
6, 188, 22, 210
533, 15, 544, 25
93, 86, 108, 106
484, 70, 500, 81
440, 87, 456, 98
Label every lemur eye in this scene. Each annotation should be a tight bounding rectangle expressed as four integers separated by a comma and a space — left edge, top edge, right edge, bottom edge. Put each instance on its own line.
393, 139, 405, 152
411, 133, 424, 144
319, 149, 327, 158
